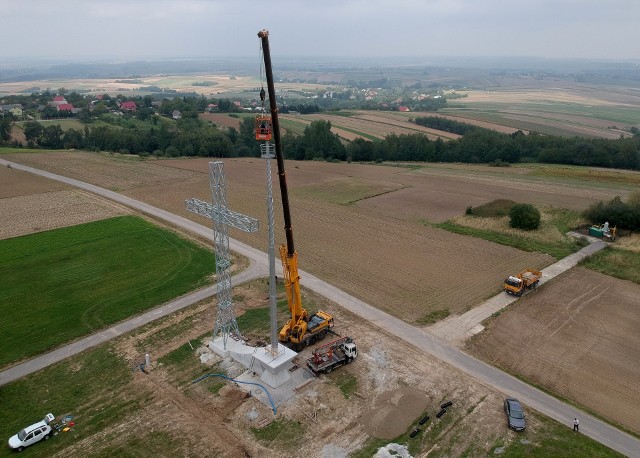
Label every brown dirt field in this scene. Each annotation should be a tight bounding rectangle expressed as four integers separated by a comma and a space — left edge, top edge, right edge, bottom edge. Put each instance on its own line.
466, 267, 640, 435
459, 88, 638, 108
124, 157, 554, 319
0, 190, 131, 240
353, 112, 461, 140
0, 164, 68, 198
280, 115, 369, 141
6, 152, 631, 322
0, 165, 131, 239
199, 112, 242, 130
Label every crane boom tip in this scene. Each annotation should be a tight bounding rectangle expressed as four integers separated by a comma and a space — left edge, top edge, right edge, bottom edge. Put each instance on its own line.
258, 29, 269, 38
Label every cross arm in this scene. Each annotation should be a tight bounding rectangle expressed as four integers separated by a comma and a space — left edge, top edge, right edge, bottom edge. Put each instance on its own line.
186, 198, 259, 233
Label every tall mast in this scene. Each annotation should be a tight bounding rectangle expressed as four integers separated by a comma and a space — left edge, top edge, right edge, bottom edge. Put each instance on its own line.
258, 29, 295, 257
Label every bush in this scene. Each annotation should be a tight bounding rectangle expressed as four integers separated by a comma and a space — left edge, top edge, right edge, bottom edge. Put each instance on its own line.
583, 195, 640, 230
509, 203, 541, 230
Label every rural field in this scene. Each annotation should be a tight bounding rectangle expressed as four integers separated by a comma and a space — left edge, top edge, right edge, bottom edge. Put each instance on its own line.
1, 149, 638, 456
466, 267, 640, 436
442, 83, 640, 139
3, 152, 635, 324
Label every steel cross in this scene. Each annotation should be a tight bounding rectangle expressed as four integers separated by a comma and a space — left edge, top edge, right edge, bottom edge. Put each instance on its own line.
186, 161, 259, 349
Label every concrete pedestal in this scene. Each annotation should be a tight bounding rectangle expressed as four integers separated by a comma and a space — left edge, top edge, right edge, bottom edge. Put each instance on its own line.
209, 337, 298, 388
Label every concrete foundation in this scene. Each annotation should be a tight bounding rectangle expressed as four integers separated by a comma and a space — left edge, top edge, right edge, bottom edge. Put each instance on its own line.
209, 337, 298, 389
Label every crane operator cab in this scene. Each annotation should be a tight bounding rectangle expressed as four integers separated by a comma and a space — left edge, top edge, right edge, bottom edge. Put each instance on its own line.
255, 116, 272, 141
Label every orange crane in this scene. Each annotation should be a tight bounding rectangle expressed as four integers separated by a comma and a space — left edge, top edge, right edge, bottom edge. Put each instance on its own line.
257, 29, 335, 352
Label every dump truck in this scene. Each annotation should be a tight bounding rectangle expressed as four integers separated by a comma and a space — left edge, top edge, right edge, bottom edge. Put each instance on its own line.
503, 268, 542, 297
306, 336, 357, 375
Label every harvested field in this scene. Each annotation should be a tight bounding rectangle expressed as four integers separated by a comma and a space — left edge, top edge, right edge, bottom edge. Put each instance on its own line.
199, 112, 242, 130
0, 190, 130, 240
0, 164, 131, 240
4, 152, 633, 323
444, 87, 640, 138
411, 112, 525, 134
466, 267, 640, 435
0, 164, 67, 198
291, 113, 451, 141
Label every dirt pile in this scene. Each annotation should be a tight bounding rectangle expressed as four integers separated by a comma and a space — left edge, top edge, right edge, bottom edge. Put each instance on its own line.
362, 387, 429, 439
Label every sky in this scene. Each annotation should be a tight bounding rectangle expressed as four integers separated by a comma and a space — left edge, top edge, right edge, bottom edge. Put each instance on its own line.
1, 0, 639, 62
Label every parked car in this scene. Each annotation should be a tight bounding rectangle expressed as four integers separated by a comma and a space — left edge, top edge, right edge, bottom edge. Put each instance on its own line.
7, 413, 54, 452
504, 398, 526, 431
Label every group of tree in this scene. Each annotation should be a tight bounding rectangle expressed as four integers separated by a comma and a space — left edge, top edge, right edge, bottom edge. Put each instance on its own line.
343, 127, 640, 171
20, 117, 235, 156
583, 193, 640, 231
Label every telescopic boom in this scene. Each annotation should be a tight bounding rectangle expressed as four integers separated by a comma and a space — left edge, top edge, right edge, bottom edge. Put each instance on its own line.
258, 29, 295, 257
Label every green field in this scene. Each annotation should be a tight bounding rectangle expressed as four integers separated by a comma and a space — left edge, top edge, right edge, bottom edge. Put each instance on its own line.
579, 246, 640, 285
0, 216, 215, 368
0, 346, 133, 458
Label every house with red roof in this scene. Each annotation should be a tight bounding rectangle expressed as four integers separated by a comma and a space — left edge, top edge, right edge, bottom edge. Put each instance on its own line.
398, 106, 410, 112
50, 96, 68, 107
120, 101, 137, 112
56, 103, 74, 112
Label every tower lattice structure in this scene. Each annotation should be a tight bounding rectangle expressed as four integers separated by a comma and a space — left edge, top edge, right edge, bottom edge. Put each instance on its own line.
186, 161, 258, 349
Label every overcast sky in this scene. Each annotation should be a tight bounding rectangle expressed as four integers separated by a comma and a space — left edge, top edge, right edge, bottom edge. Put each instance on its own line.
1, 0, 638, 62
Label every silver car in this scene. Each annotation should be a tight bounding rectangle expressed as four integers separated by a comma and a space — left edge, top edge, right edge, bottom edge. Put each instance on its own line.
504, 398, 526, 431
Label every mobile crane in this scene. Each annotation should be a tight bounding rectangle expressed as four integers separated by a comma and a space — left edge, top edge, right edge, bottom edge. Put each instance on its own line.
257, 30, 335, 352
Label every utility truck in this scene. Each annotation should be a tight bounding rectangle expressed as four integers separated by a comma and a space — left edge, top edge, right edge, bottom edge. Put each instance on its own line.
306, 336, 357, 375
503, 268, 542, 297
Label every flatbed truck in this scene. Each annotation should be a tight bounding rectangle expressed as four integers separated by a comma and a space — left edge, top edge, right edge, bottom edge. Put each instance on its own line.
306, 336, 357, 375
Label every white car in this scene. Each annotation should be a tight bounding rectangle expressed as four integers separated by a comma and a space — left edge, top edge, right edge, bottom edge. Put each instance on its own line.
7, 413, 54, 452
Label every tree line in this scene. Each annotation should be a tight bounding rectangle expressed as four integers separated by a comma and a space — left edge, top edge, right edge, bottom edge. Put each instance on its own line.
3, 104, 639, 172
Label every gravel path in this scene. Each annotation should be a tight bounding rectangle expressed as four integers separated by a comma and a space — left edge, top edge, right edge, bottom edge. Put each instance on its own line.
1, 158, 637, 457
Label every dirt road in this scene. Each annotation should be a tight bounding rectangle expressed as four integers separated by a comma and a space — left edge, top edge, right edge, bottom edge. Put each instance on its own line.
1, 158, 638, 457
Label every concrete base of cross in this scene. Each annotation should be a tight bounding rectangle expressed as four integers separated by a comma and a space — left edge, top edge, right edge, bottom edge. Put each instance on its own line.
210, 337, 298, 388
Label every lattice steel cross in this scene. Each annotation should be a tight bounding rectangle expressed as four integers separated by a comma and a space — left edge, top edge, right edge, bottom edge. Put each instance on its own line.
186, 161, 259, 349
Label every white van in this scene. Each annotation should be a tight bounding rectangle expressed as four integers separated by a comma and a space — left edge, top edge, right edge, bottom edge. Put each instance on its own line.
7, 413, 54, 452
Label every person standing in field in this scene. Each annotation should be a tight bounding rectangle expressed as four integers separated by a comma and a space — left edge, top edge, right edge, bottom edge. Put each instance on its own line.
573, 417, 579, 432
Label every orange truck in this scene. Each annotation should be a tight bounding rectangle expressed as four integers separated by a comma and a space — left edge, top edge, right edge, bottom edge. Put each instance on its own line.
503, 268, 542, 297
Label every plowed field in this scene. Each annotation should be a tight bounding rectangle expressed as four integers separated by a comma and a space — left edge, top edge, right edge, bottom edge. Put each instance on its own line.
467, 267, 640, 434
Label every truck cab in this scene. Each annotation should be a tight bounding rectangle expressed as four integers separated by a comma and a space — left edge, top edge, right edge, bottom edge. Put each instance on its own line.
342, 341, 357, 360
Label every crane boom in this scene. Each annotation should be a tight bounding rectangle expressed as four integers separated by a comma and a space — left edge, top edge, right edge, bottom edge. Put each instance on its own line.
258, 29, 334, 350
258, 29, 294, 256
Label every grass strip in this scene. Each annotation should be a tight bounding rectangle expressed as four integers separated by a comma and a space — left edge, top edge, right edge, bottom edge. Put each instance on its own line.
579, 246, 640, 285
434, 220, 584, 260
